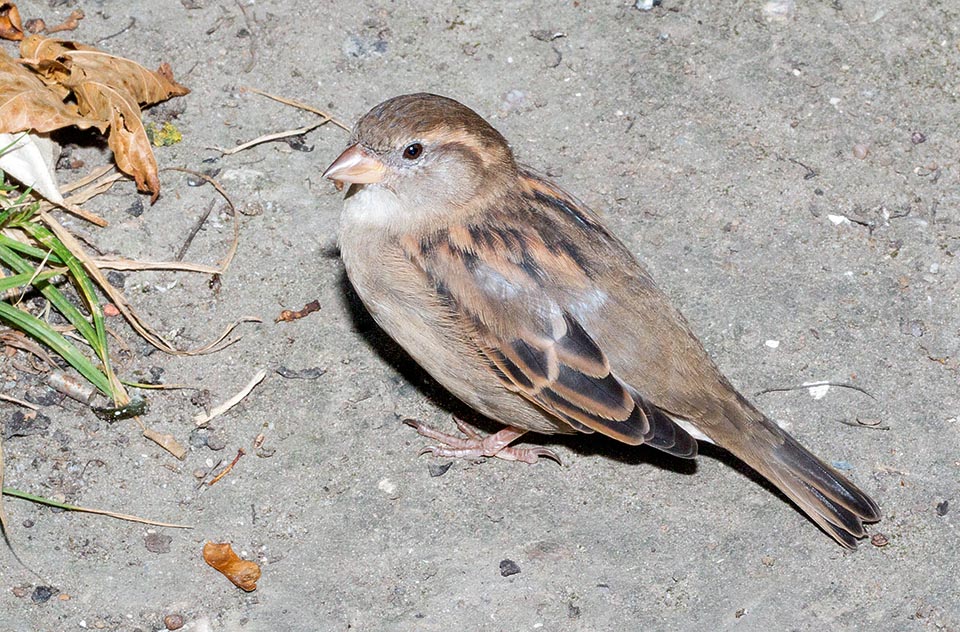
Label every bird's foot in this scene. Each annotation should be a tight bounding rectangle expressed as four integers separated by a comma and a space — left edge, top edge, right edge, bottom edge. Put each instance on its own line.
403, 418, 561, 465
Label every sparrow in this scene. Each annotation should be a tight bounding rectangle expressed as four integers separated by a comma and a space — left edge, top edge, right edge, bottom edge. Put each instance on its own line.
322, 93, 881, 548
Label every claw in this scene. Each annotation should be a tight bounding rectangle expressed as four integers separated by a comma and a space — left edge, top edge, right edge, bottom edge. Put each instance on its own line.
403, 418, 560, 465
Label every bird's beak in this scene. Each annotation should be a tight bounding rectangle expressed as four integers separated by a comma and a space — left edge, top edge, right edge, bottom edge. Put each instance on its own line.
322, 144, 386, 189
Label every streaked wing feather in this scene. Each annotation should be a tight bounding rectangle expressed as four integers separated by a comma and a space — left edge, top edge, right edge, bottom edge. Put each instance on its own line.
403, 175, 697, 458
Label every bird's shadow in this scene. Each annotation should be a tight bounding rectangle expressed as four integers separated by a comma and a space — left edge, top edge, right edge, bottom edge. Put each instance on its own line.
336, 267, 793, 493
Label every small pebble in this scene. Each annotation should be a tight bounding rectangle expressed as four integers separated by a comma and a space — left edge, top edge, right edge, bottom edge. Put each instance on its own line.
205, 430, 227, 451
936, 500, 949, 516
764, 340, 780, 349
31, 585, 58, 603
125, 198, 144, 217
164, 614, 185, 630
761, 555, 775, 567
831, 460, 853, 471
144, 532, 173, 554
762, 0, 795, 20
500, 559, 521, 577
852, 144, 869, 159
910, 131, 926, 144
428, 462, 453, 477
870, 533, 890, 547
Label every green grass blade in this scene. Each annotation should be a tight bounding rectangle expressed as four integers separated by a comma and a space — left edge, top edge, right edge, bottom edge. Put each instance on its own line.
0, 268, 65, 293
0, 301, 112, 395
17, 223, 109, 357
0, 234, 66, 264
0, 243, 98, 344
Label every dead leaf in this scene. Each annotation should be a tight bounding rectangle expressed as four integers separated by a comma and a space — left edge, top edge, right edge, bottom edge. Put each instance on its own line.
0, 2, 23, 41
0, 48, 96, 133
45, 8, 83, 34
203, 542, 261, 591
22, 17, 43, 34
275, 299, 321, 323
142, 428, 187, 460
19, 35, 190, 201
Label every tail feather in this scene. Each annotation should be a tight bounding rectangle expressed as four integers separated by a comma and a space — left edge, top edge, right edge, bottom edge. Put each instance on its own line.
752, 421, 881, 548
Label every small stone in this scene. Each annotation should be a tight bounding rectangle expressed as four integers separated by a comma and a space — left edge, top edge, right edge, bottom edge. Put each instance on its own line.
852, 144, 869, 159
31, 585, 58, 603
899, 318, 925, 338
144, 532, 173, 554
499, 559, 521, 577
762, 0, 795, 20
870, 533, 890, 547
378, 478, 398, 497
910, 131, 926, 144
427, 462, 453, 477
936, 500, 949, 516
205, 430, 227, 451
106, 271, 127, 289
164, 614, 185, 630
126, 198, 144, 217
761, 555, 775, 567
11, 585, 29, 598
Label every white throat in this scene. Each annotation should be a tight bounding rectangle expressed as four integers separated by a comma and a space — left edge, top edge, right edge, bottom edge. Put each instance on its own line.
341, 185, 404, 229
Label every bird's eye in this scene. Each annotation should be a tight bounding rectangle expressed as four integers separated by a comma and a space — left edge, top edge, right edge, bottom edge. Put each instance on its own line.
403, 143, 423, 160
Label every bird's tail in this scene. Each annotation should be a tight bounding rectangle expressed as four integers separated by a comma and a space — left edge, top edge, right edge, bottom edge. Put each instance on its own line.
732, 414, 881, 548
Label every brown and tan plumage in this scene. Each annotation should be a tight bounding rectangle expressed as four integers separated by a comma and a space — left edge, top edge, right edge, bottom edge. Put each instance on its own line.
323, 93, 881, 548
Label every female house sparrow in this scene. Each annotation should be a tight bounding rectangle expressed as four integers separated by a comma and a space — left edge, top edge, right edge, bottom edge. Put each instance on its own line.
323, 93, 881, 548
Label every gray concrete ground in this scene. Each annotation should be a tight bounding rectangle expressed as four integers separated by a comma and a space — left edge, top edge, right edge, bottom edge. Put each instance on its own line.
2, 1, 958, 630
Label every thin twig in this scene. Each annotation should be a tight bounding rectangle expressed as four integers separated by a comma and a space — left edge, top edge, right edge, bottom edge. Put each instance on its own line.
195, 369, 267, 427
176, 198, 217, 261
207, 448, 246, 486
210, 121, 327, 156
96, 17, 136, 43
755, 380, 875, 400
163, 167, 239, 272
787, 157, 818, 180
836, 418, 890, 431
242, 87, 352, 131
0, 394, 39, 410
92, 257, 220, 275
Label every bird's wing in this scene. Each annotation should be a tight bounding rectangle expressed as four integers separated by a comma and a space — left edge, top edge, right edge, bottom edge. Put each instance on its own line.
398, 178, 696, 458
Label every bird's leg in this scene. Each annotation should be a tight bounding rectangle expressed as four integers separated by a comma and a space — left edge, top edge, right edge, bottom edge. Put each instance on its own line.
403, 418, 561, 465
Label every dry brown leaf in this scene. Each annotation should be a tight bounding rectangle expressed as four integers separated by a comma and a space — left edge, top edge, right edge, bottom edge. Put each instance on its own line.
0, 2, 22, 40
142, 428, 187, 460
0, 48, 96, 133
45, 8, 83, 34
275, 299, 321, 323
20, 35, 190, 201
203, 542, 261, 592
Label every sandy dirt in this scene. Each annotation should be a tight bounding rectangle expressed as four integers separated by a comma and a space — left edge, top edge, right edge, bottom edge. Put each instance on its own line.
2, 1, 958, 630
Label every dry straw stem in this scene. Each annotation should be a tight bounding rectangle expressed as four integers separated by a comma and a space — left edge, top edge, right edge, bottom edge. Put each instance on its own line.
195, 368, 267, 427
0, 393, 38, 410
242, 86, 352, 132
37, 165, 260, 356
211, 120, 330, 156
1, 487, 191, 528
